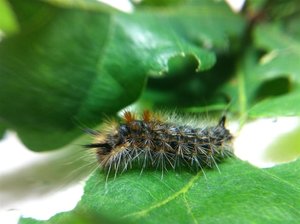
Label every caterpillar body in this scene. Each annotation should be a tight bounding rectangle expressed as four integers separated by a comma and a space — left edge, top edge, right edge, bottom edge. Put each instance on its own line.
85, 111, 233, 175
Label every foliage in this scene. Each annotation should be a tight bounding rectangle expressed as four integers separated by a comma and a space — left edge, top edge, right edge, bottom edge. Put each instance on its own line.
20, 159, 300, 224
0, 0, 300, 223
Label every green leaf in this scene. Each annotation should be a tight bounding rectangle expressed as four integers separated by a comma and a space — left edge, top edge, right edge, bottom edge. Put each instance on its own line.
138, 0, 246, 108
224, 19, 300, 120
0, 0, 125, 150
0, 0, 19, 35
43, 0, 118, 12
249, 91, 300, 117
20, 158, 300, 224
0, 123, 6, 139
246, 22, 300, 117
0, 0, 244, 151
132, 0, 185, 7
254, 23, 300, 82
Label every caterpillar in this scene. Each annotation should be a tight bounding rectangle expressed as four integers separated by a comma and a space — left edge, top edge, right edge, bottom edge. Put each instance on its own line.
85, 110, 233, 176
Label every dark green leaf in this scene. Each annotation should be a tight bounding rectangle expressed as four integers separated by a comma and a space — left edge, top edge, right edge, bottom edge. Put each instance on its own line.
0, 0, 244, 151
0, 123, 6, 139
131, 0, 185, 7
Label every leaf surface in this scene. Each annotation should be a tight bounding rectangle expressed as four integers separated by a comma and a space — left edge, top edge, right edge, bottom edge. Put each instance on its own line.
247, 22, 300, 117
0, 0, 244, 150
20, 158, 300, 224
0, 0, 19, 35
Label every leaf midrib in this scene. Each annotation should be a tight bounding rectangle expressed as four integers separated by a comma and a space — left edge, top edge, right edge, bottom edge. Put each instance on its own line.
123, 171, 202, 219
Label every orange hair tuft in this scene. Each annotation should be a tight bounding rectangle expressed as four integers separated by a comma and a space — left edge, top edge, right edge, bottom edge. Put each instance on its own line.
123, 111, 135, 123
142, 110, 151, 122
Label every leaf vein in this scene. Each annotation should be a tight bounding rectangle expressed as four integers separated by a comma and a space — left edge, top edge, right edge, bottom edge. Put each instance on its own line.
261, 169, 300, 193
183, 194, 198, 224
123, 172, 202, 219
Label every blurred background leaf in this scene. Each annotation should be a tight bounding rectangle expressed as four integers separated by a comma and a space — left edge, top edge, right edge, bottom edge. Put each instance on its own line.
0, 0, 19, 36
221, 0, 300, 122
248, 22, 300, 117
0, 0, 245, 151
0, 123, 6, 139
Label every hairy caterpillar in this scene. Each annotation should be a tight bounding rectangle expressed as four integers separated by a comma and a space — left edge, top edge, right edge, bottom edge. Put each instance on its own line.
85, 110, 233, 176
